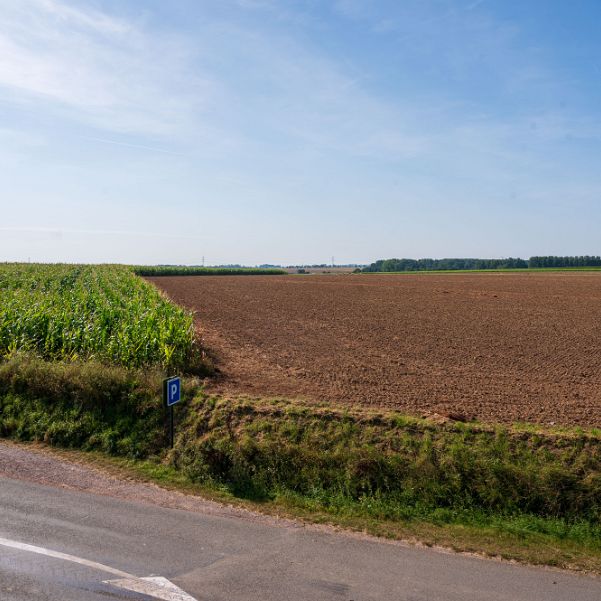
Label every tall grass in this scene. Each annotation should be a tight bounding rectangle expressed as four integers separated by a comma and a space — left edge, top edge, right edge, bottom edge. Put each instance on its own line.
0, 263, 198, 369
175, 397, 601, 526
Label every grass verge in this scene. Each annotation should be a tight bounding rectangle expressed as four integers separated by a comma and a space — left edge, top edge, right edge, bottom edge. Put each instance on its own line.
1, 355, 601, 573
10, 441, 601, 575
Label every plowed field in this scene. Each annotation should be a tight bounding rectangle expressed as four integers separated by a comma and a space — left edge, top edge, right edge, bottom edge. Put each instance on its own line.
148, 273, 601, 426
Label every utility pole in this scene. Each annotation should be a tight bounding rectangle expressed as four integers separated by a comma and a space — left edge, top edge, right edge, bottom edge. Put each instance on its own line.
331, 256, 335, 267
202, 256, 205, 267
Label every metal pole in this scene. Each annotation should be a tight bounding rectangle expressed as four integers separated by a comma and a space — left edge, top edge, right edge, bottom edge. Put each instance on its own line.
170, 405, 174, 449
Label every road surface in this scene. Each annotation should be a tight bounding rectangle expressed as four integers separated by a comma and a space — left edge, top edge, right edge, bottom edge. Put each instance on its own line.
1, 442, 600, 601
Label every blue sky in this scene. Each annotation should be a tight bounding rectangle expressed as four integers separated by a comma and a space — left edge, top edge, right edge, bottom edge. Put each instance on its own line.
1, 0, 600, 265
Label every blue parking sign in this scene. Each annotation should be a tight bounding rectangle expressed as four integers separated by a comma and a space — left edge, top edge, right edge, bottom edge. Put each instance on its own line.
165, 377, 181, 407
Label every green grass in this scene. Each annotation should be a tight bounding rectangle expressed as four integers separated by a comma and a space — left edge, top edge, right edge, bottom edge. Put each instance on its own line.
134, 265, 286, 276
172, 396, 601, 526
0, 355, 167, 456
0, 263, 204, 370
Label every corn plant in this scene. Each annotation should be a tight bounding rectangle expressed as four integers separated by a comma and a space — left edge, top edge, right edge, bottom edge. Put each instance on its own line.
0, 263, 196, 369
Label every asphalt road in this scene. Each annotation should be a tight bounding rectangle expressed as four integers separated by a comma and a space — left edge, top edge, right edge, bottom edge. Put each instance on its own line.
1, 458, 601, 600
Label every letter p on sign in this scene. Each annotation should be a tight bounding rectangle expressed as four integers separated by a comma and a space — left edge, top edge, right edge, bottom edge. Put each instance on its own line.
164, 377, 181, 407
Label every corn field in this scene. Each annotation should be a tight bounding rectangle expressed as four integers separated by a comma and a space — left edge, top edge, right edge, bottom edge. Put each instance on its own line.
0, 264, 196, 369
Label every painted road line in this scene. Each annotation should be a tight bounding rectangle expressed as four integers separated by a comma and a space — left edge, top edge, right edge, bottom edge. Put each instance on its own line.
0, 536, 131, 577
106, 576, 197, 601
0, 536, 197, 601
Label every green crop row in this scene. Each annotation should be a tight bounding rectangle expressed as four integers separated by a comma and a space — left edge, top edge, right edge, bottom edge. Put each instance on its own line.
134, 266, 287, 276
0, 263, 198, 370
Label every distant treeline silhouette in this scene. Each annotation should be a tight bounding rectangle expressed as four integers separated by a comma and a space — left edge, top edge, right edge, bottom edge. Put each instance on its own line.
363, 256, 601, 272
528, 256, 601, 268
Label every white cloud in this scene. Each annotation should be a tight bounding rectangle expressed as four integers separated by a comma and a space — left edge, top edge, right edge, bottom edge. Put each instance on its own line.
0, 0, 573, 165
0, 0, 209, 135
34, 0, 131, 35
0, 226, 209, 241
0, 0, 597, 194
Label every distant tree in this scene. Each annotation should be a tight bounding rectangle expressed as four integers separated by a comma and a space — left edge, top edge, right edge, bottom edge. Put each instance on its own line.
527, 256, 601, 268
362, 257, 528, 272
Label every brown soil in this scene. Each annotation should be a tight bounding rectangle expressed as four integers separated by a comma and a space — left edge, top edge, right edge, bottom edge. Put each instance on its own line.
148, 273, 601, 427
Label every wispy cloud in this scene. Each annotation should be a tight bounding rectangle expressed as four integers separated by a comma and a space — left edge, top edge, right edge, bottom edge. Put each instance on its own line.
79, 136, 186, 156
0, 226, 209, 241
0, 0, 572, 166
0, 0, 209, 135
33, 0, 131, 35
465, 0, 486, 10
332, 0, 529, 85
199, 22, 435, 161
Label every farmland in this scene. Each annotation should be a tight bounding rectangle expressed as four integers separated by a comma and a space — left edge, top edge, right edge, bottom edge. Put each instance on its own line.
2, 264, 601, 571
150, 272, 601, 427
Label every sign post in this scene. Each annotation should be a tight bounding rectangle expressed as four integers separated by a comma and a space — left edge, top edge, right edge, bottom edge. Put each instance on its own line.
163, 376, 181, 449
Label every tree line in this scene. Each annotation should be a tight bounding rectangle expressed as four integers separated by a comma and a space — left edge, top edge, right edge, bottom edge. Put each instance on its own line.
528, 256, 601, 268
362, 256, 601, 272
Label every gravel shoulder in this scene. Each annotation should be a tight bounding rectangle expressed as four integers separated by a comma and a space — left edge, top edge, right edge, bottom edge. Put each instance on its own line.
0, 440, 279, 526
3, 438, 601, 578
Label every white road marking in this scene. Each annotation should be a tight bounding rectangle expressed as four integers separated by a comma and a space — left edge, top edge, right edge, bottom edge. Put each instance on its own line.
0, 536, 131, 578
0, 536, 198, 601
106, 576, 198, 601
